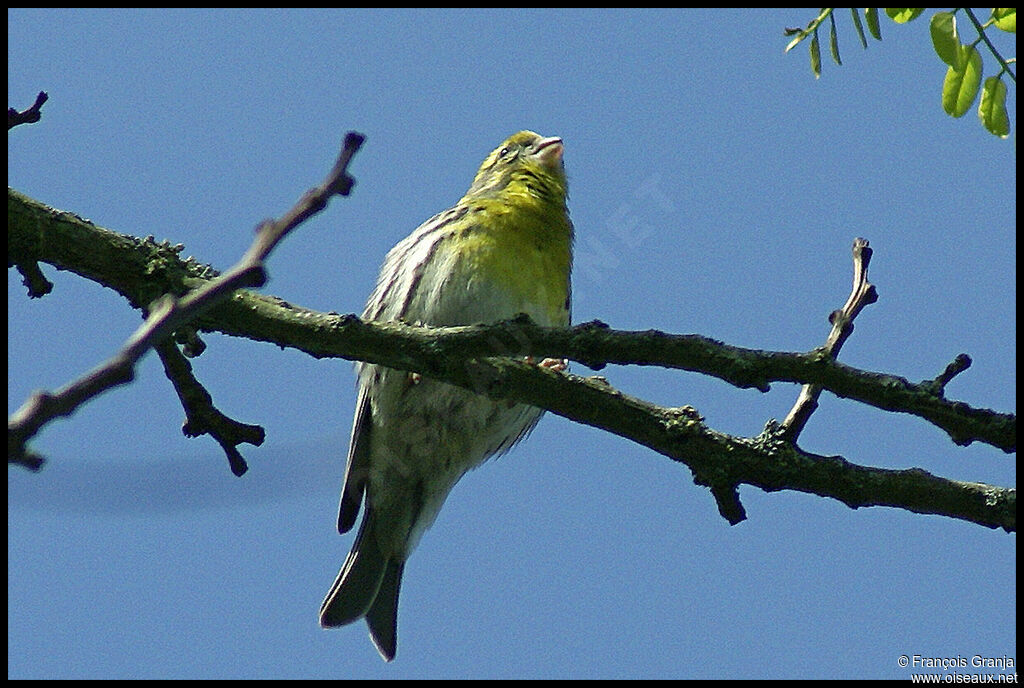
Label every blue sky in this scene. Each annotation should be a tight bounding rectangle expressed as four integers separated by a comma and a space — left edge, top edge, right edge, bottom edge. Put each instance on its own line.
8, 8, 1016, 679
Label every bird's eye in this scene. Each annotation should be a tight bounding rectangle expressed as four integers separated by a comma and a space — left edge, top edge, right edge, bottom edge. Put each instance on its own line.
499, 147, 511, 158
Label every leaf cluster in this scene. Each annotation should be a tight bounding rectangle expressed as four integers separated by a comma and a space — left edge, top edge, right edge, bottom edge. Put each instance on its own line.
785, 8, 1015, 138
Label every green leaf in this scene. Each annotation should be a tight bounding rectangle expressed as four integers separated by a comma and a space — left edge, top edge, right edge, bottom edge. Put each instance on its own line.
865, 8, 882, 40
886, 8, 925, 24
929, 12, 960, 67
942, 45, 983, 118
850, 8, 868, 48
978, 76, 1010, 138
810, 30, 821, 79
992, 8, 1016, 34
829, 14, 842, 65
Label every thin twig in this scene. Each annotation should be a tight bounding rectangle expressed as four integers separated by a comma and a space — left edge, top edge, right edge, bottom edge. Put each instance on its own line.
963, 8, 1016, 83
8, 91, 48, 130
781, 237, 877, 442
8, 132, 365, 471
924, 353, 973, 396
155, 339, 264, 476
14, 259, 53, 298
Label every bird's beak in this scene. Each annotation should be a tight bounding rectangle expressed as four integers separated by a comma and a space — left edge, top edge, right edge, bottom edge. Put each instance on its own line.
534, 136, 564, 168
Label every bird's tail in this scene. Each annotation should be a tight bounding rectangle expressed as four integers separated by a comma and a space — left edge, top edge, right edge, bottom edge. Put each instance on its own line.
320, 507, 404, 661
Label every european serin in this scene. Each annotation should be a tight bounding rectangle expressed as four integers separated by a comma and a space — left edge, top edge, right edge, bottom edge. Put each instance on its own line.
319, 131, 573, 661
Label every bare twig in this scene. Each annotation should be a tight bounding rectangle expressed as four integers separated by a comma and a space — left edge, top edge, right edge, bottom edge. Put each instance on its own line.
155, 339, 264, 476
8, 132, 365, 470
923, 353, 973, 396
8, 91, 48, 130
12, 259, 53, 298
781, 237, 877, 442
709, 482, 746, 524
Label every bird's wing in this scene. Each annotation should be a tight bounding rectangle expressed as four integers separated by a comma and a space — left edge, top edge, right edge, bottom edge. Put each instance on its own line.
337, 385, 373, 534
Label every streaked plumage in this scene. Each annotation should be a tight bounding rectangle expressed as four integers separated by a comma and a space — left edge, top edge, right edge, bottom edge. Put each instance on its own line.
320, 131, 573, 661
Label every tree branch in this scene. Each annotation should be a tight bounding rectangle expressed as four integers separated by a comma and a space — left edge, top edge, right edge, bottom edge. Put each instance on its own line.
7, 187, 1016, 531
8, 92, 54, 297
10, 195, 1011, 453
7, 133, 364, 470
9, 191, 1015, 457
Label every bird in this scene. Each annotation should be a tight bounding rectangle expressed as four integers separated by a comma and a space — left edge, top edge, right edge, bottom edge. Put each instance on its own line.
319, 131, 573, 661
